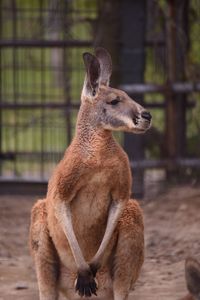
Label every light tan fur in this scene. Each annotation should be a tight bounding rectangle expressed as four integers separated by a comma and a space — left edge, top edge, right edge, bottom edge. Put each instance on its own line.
180, 258, 200, 300
29, 48, 152, 300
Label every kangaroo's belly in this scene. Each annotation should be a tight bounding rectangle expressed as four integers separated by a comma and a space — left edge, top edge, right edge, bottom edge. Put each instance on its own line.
48, 172, 115, 269
71, 181, 111, 257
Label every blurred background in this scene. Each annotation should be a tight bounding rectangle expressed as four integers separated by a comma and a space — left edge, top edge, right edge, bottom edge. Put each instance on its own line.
0, 0, 200, 197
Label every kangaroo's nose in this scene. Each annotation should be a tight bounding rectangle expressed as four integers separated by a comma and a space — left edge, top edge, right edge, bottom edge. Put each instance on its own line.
141, 111, 152, 122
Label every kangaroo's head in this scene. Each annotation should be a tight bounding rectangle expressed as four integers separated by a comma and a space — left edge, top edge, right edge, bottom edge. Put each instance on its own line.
81, 47, 152, 134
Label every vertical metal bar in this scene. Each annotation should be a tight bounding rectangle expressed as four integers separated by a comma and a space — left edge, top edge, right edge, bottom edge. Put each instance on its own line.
12, 0, 18, 176
175, 0, 188, 157
94, 0, 120, 87
120, 0, 146, 198
63, 0, 72, 146
40, 0, 45, 179
165, 0, 189, 176
0, 0, 3, 175
165, 0, 178, 175
63, 49, 72, 145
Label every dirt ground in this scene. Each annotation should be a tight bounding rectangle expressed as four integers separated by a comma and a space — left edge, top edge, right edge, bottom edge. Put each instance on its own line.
0, 185, 200, 300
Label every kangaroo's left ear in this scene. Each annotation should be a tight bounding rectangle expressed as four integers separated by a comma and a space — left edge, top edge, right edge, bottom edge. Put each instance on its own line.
82, 52, 101, 99
95, 47, 112, 86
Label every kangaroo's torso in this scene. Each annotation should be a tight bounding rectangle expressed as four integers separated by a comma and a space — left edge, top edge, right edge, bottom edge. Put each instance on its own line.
46, 134, 131, 269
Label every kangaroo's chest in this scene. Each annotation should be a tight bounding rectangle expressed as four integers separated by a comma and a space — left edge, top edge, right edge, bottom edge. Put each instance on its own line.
68, 170, 112, 258
71, 170, 112, 224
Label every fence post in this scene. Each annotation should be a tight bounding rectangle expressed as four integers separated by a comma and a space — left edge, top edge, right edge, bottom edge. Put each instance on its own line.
120, 0, 146, 198
94, 0, 121, 87
165, 0, 189, 176
166, 0, 177, 169
0, 0, 2, 175
175, 0, 189, 157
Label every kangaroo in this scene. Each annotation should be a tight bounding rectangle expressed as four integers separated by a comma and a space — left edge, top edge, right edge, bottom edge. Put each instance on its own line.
29, 47, 152, 300
180, 257, 200, 300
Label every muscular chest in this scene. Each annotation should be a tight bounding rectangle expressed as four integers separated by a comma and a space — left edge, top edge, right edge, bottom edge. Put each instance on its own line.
71, 170, 113, 227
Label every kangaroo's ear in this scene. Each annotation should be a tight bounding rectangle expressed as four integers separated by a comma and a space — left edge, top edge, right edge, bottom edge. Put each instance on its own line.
95, 47, 112, 86
82, 52, 101, 99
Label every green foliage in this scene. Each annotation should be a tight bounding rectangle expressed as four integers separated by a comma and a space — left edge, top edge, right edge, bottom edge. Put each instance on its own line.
0, 0, 97, 177
144, 0, 200, 159
186, 0, 200, 157
1, 0, 200, 178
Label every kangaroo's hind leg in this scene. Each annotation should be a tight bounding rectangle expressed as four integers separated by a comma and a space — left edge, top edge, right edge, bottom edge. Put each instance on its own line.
112, 199, 144, 300
29, 199, 60, 300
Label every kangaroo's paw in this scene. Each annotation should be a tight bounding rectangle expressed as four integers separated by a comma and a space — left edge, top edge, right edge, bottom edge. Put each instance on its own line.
89, 262, 101, 278
75, 269, 98, 297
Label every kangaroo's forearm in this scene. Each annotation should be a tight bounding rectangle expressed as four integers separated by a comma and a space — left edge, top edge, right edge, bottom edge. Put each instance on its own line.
90, 200, 126, 267
55, 202, 88, 270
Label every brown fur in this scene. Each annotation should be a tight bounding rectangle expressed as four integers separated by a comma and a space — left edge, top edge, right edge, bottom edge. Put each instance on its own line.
180, 258, 200, 300
180, 295, 196, 300
29, 48, 151, 300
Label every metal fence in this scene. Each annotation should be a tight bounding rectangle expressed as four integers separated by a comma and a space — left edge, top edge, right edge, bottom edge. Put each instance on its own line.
0, 0, 200, 196
0, 0, 96, 182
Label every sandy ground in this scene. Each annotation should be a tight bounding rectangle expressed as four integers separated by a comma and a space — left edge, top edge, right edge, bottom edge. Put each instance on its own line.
0, 185, 200, 300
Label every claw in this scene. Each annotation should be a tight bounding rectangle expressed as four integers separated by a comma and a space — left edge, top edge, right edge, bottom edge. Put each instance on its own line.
75, 269, 98, 297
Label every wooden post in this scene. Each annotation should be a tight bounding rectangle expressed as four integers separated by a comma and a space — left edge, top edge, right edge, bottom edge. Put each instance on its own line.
120, 0, 146, 198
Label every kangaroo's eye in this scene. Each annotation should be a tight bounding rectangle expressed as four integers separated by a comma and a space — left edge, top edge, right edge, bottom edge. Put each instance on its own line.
107, 98, 120, 105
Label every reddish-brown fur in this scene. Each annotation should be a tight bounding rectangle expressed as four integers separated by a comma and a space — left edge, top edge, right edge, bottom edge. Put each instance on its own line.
29, 48, 151, 300
179, 258, 200, 300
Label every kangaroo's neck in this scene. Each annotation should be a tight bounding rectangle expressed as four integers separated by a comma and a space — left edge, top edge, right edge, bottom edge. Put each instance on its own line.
75, 103, 114, 154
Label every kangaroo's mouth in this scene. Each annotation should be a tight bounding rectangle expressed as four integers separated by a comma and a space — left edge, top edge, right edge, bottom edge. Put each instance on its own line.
130, 119, 152, 134
131, 128, 149, 134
